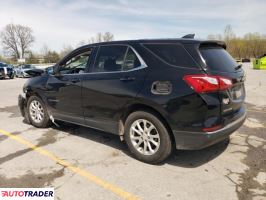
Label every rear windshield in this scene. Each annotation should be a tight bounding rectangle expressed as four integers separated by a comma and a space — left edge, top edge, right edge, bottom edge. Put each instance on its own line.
143, 44, 198, 68
200, 46, 238, 72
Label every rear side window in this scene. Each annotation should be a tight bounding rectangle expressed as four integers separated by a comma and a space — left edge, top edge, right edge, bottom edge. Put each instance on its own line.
200, 46, 238, 72
143, 44, 197, 68
123, 48, 141, 71
93, 45, 142, 72
93, 45, 127, 72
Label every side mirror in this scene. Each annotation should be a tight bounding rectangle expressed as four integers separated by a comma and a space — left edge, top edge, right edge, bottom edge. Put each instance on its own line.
53, 66, 63, 78
45, 67, 54, 75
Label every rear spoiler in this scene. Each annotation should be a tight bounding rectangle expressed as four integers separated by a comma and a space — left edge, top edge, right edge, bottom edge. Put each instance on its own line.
182, 34, 195, 39
199, 40, 226, 49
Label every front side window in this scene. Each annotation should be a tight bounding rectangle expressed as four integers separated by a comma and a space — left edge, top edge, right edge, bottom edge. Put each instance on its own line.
59, 49, 92, 74
92, 45, 142, 73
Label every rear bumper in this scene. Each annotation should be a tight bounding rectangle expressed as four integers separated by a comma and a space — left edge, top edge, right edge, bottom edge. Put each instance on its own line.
0, 71, 14, 78
173, 110, 246, 150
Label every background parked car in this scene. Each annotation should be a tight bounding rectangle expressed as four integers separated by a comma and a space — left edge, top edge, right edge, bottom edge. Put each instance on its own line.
0, 62, 15, 79
25, 68, 45, 77
241, 58, 250, 63
16, 64, 36, 78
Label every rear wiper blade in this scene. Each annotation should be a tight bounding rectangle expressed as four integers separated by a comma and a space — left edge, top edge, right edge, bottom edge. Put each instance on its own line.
235, 64, 242, 70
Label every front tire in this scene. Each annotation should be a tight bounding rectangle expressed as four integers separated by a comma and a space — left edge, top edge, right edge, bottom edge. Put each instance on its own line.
27, 96, 51, 128
124, 111, 173, 164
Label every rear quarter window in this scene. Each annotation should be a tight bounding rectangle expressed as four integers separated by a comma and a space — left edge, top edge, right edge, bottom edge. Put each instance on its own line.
143, 43, 198, 68
200, 46, 238, 72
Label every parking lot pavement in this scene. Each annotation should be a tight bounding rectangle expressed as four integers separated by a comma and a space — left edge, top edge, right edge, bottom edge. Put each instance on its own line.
0, 64, 265, 200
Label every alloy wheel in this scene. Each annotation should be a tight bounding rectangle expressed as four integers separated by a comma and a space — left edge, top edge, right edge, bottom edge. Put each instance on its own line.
129, 119, 160, 155
29, 100, 44, 124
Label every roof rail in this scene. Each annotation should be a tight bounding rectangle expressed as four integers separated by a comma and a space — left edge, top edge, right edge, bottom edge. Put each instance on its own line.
182, 34, 195, 39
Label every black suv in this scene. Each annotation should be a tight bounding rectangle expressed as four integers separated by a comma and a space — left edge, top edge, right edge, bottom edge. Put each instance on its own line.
18, 38, 246, 164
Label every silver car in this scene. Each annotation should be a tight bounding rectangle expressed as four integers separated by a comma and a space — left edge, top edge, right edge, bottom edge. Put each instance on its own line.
16, 65, 36, 78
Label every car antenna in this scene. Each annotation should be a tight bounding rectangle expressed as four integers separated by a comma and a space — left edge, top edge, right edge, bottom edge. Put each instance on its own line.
182, 34, 195, 39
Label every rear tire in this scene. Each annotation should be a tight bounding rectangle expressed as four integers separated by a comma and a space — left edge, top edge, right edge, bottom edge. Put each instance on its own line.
124, 111, 173, 164
9, 74, 15, 79
27, 96, 51, 128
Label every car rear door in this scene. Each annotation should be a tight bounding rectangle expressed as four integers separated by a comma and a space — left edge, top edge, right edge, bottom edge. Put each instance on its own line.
82, 44, 147, 134
199, 44, 246, 125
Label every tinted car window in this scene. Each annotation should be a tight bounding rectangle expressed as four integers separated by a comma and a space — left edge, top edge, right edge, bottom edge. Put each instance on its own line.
200, 46, 238, 72
59, 50, 92, 74
93, 45, 127, 72
123, 48, 141, 71
143, 44, 197, 68
0, 63, 7, 67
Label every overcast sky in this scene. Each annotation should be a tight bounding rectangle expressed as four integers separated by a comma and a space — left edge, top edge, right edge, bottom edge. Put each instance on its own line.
0, 0, 265, 52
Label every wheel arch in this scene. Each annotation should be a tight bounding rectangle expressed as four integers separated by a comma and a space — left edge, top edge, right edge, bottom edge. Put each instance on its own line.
119, 103, 175, 146
26, 88, 46, 103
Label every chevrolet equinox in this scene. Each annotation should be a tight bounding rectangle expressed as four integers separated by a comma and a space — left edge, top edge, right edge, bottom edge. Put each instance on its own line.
18, 37, 246, 164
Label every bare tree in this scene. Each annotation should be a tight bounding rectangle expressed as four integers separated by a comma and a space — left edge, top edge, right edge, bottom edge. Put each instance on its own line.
59, 45, 73, 58
88, 32, 114, 44
0, 24, 34, 59
207, 25, 266, 59
44, 51, 60, 63
224, 24, 235, 42
40, 44, 49, 57
244, 33, 266, 58
96, 32, 103, 43
76, 40, 86, 48
207, 34, 223, 40
27, 51, 39, 64
103, 32, 114, 42
0, 24, 20, 59
88, 36, 95, 44
16, 25, 34, 58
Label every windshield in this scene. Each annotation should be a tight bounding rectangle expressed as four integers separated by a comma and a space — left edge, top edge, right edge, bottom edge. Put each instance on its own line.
200, 46, 238, 72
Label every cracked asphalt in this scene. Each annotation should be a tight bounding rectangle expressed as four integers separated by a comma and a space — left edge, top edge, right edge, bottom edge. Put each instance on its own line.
0, 63, 265, 200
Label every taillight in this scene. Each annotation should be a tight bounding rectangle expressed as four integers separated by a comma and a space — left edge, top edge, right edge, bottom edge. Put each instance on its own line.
183, 74, 232, 93
202, 125, 222, 132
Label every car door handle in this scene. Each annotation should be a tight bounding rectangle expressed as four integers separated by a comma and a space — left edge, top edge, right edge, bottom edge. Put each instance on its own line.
120, 76, 135, 82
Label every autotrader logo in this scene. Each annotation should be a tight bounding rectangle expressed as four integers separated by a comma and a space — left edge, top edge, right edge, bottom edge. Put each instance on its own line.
0, 188, 54, 200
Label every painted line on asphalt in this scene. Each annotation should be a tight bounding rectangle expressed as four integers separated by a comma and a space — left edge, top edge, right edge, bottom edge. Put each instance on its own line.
0, 129, 139, 200
246, 109, 266, 114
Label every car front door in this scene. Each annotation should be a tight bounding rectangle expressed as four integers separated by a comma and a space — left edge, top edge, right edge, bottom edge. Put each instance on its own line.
45, 47, 94, 124
82, 44, 148, 134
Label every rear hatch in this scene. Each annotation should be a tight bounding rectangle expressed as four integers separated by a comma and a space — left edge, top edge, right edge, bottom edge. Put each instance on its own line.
199, 43, 246, 125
